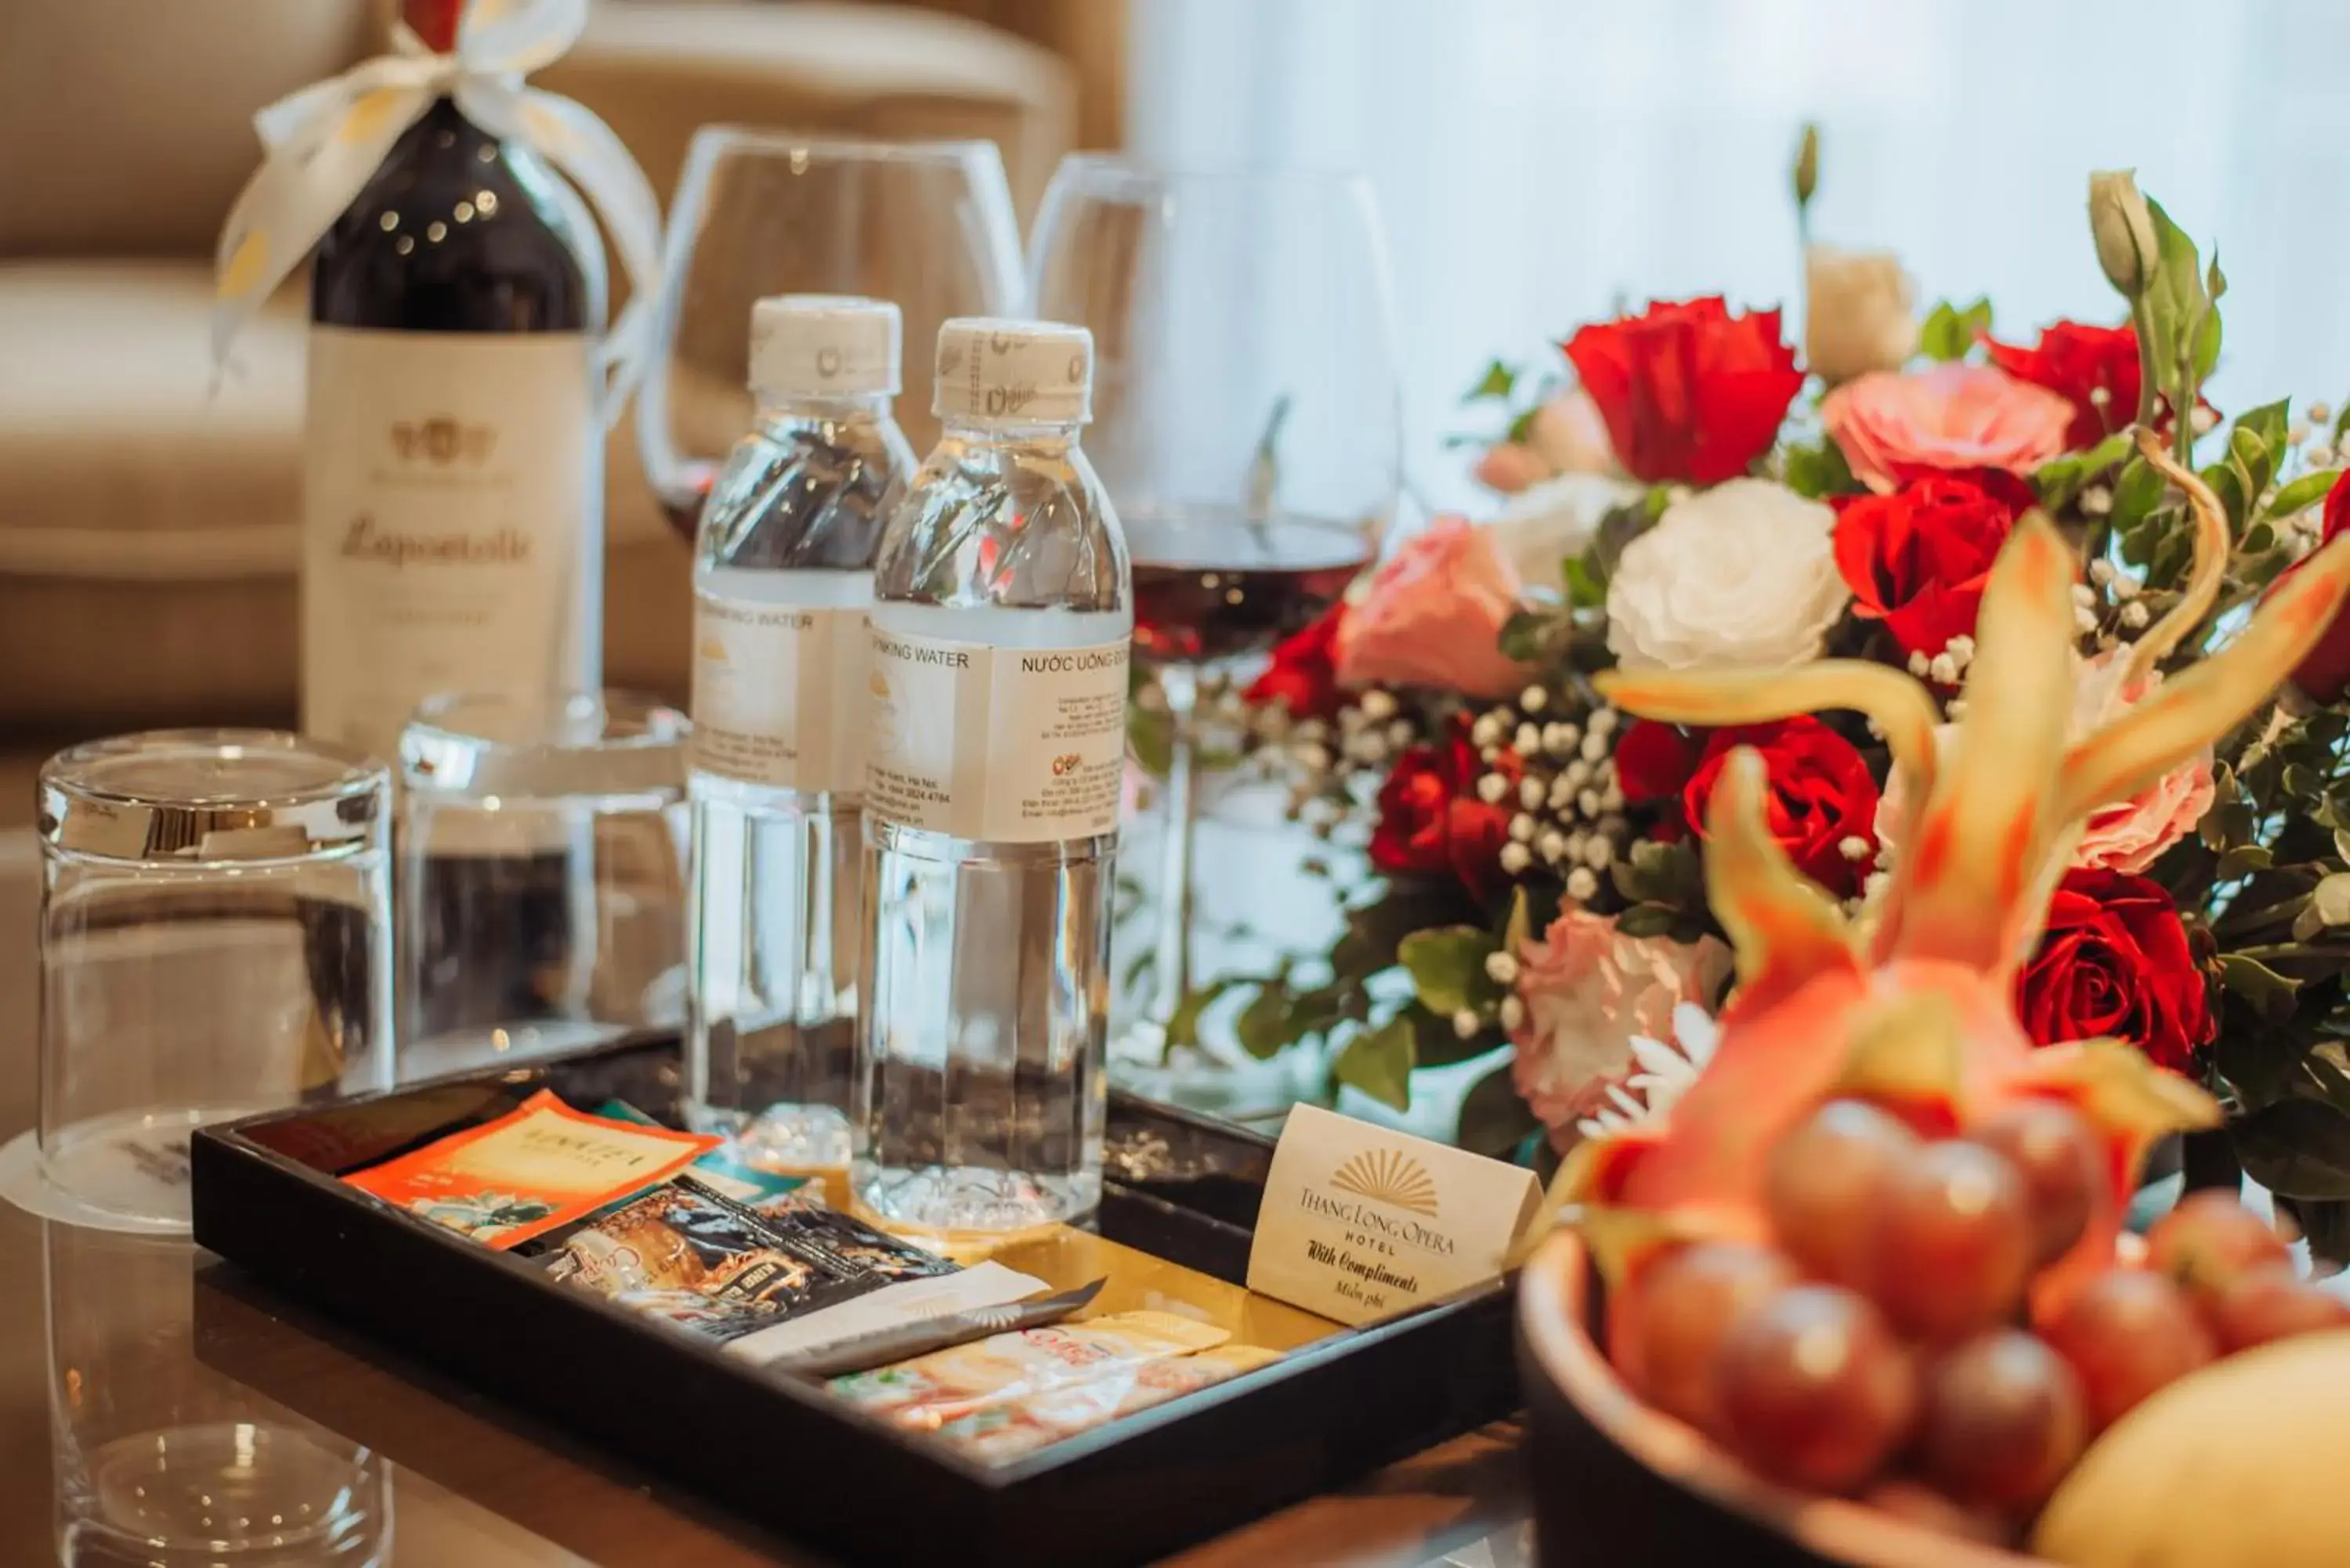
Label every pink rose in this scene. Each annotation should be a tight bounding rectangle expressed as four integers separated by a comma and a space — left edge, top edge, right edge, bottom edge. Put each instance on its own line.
2067, 651, 2216, 873
1509, 908, 1731, 1151
1528, 388, 1618, 476
1334, 516, 1528, 698
1820, 364, 2075, 493
1473, 441, 1549, 494
1876, 651, 2214, 876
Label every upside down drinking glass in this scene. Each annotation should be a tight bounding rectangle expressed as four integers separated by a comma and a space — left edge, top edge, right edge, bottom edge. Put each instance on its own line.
37, 730, 392, 1229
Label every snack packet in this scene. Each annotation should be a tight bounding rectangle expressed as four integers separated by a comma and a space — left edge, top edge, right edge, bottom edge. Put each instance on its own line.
936, 1343, 1281, 1463
753, 1203, 961, 1283
592, 1099, 809, 1212
544, 1174, 877, 1340
728, 1270, 1089, 1375
827, 1310, 1231, 1430
344, 1089, 718, 1249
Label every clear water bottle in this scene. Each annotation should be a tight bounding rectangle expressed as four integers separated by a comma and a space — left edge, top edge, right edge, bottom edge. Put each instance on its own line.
854, 318, 1132, 1230
685, 294, 915, 1166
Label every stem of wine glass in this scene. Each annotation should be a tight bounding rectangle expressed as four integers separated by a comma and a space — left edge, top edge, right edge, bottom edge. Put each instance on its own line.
1145, 663, 1202, 1060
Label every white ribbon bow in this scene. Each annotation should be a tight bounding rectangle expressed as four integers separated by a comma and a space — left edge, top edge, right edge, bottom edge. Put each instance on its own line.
211, 0, 660, 424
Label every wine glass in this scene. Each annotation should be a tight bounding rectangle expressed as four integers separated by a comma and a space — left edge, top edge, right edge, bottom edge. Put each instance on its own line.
1029, 156, 1405, 1086
638, 131, 1025, 533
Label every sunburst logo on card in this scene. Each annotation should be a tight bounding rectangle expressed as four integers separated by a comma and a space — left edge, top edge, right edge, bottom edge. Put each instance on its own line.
1329, 1147, 1439, 1217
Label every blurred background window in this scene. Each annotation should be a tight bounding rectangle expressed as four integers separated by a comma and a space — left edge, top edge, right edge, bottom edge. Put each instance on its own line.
1127, 0, 2350, 510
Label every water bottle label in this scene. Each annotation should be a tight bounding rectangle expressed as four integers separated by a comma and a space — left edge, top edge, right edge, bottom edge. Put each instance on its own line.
865, 619, 1130, 841
690, 574, 874, 793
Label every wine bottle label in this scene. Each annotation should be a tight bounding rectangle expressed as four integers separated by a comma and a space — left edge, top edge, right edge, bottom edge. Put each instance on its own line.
690, 569, 874, 793
302, 327, 598, 761
862, 607, 1130, 843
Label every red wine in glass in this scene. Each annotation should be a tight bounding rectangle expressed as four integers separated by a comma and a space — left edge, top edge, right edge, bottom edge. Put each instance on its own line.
1126, 504, 1373, 666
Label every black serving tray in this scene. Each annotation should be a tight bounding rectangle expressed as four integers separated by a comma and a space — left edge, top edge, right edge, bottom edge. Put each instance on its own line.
190, 1035, 1518, 1568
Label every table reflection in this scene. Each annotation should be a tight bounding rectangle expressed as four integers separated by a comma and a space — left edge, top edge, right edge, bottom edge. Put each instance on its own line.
46, 1222, 392, 1566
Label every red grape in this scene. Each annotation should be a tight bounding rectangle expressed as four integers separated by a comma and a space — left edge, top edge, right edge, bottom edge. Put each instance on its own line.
1969, 1100, 2102, 1268
1618, 1242, 1799, 1433
2038, 1268, 2215, 1430
1715, 1284, 1919, 1493
2201, 1263, 2350, 1351
1915, 1330, 2087, 1508
1867, 1141, 2033, 1343
2146, 1190, 2291, 1295
1764, 1100, 1920, 1288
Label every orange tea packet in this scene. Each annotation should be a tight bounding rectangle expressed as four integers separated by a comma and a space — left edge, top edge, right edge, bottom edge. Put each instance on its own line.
344, 1089, 718, 1249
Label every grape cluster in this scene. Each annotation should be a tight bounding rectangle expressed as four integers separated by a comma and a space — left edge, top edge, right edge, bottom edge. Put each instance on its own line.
1609, 1097, 2350, 1544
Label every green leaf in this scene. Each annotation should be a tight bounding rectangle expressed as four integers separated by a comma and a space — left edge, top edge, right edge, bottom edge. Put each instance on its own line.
2236, 399, 2290, 458
1503, 887, 1534, 956
2315, 873, 2350, 928
2268, 469, 2339, 522
2034, 431, 2135, 511
1161, 977, 1238, 1051
1499, 605, 1569, 663
2142, 199, 2207, 365
1781, 437, 1858, 500
1233, 981, 1297, 1060
1332, 883, 1480, 977
1465, 359, 1517, 403
1408, 1002, 1501, 1070
2110, 457, 2167, 532
1332, 1015, 1417, 1111
2193, 298, 2224, 381
1456, 1065, 1543, 1161
1398, 926, 1498, 1017
1563, 554, 1608, 610
1917, 297, 1992, 363
2234, 1097, 2350, 1200
2219, 844, 2276, 878
1126, 704, 1173, 779
1615, 902, 1679, 939
2220, 952, 2302, 1023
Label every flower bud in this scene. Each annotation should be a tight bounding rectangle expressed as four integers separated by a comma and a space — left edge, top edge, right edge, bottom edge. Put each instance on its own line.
1791, 122, 1820, 211
2088, 170, 2158, 301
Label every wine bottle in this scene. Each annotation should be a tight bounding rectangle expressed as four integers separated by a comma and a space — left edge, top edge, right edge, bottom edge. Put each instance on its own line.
303, 0, 604, 760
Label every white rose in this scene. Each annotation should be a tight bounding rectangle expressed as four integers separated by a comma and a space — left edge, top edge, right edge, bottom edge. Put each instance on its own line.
1605, 478, 1848, 671
1483, 472, 1642, 590
1803, 245, 1917, 385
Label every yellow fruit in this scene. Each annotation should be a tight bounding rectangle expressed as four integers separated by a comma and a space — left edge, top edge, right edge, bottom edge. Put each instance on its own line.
2033, 1327, 2350, 1566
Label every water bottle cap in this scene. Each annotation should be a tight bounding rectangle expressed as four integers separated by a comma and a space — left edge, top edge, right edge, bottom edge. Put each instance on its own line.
933, 317, 1093, 426
749, 294, 902, 400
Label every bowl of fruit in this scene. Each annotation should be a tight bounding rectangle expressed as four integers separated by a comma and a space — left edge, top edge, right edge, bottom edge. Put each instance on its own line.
1518, 1093, 2350, 1567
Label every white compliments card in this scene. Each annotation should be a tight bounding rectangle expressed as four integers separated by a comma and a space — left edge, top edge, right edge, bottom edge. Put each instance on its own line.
1246, 1104, 1542, 1327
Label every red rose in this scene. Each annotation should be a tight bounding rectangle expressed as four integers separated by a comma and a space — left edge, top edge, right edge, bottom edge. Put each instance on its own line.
2283, 471, 2350, 703
1681, 718, 1881, 896
1369, 716, 1514, 898
1984, 321, 2147, 450
1830, 471, 2033, 660
1246, 604, 1348, 720
1614, 720, 1700, 804
1563, 297, 1805, 486
2016, 869, 2211, 1072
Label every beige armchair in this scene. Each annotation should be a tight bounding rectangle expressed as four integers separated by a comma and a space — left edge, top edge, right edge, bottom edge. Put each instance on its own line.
0, 0, 1074, 751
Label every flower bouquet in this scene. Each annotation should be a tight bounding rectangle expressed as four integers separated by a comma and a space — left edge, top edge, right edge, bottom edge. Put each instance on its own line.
1228, 154, 2350, 1262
